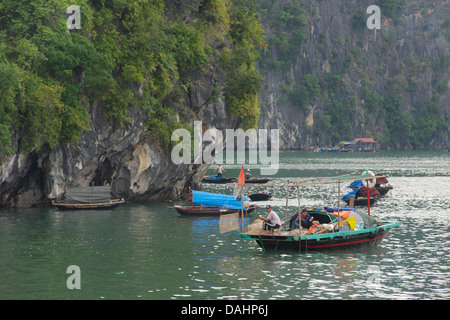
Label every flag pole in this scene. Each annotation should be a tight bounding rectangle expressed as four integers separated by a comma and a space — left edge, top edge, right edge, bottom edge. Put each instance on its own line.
366, 170, 371, 216
238, 166, 245, 232
241, 190, 244, 233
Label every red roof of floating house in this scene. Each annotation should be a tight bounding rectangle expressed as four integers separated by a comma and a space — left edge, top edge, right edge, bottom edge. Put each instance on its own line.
354, 138, 376, 143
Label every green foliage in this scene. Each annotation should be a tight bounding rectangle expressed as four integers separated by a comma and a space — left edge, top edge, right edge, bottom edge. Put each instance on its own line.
223, 0, 264, 129
410, 98, 448, 148
440, 13, 450, 42
0, 62, 22, 154
199, 0, 230, 28
352, 11, 366, 30
382, 94, 412, 146
289, 74, 322, 110
0, 0, 264, 154
260, 1, 307, 70
322, 97, 354, 144
378, 0, 404, 19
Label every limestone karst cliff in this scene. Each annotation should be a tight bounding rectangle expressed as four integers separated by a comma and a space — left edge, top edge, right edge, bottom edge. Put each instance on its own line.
0, 0, 261, 207
257, 0, 449, 150
0, 0, 449, 208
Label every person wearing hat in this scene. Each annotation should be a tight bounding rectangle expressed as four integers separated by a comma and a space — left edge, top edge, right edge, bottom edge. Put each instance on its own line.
245, 168, 252, 179
259, 205, 281, 234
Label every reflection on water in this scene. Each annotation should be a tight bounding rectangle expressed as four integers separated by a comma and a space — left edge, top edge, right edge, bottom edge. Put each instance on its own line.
0, 151, 449, 299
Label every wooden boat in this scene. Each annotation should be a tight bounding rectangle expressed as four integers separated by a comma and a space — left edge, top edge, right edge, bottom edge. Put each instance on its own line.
348, 173, 393, 196
343, 186, 380, 206
376, 185, 393, 196
343, 196, 377, 206
245, 178, 270, 184
248, 191, 273, 201
174, 204, 258, 216
178, 190, 257, 216
239, 173, 400, 252
202, 175, 237, 184
241, 208, 400, 251
52, 186, 125, 211
374, 173, 393, 195
52, 198, 125, 210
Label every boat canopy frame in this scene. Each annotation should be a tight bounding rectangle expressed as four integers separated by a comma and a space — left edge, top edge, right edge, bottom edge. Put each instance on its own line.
239, 173, 388, 252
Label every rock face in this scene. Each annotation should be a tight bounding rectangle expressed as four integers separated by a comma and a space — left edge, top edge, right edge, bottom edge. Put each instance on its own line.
1, 0, 449, 207
257, 0, 449, 150
0, 66, 235, 208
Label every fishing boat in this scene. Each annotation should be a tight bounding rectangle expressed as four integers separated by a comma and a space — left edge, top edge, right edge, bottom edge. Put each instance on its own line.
248, 191, 273, 201
245, 178, 270, 184
343, 186, 380, 206
174, 204, 258, 216
202, 175, 237, 184
239, 174, 400, 252
52, 186, 125, 210
241, 208, 399, 251
374, 173, 393, 195
348, 173, 393, 196
174, 190, 257, 216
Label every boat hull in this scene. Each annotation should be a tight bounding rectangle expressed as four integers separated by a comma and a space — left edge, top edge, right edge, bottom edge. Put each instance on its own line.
245, 178, 270, 184
202, 177, 237, 184
175, 205, 257, 216
343, 197, 377, 206
241, 222, 400, 252
248, 193, 273, 201
376, 186, 393, 196
52, 199, 125, 211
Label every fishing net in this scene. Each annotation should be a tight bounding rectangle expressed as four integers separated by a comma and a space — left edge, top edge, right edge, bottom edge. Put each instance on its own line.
244, 220, 310, 236
67, 186, 110, 204
244, 219, 264, 234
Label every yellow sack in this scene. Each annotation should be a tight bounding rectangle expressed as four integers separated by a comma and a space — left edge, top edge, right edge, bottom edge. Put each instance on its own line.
340, 216, 356, 230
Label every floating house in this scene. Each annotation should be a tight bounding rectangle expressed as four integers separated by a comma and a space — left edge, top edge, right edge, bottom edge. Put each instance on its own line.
350, 138, 380, 152
315, 138, 380, 152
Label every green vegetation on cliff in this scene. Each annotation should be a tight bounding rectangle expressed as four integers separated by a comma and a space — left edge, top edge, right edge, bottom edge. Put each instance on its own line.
258, 0, 449, 149
0, 0, 264, 155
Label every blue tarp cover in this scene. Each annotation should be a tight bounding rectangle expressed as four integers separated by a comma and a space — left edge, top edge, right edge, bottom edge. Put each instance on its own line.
343, 187, 361, 200
349, 180, 364, 189
192, 190, 249, 209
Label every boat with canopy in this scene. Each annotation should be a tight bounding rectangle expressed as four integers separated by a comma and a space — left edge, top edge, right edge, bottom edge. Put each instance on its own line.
52, 186, 125, 210
347, 172, 393, 196
239, 173, 400, 252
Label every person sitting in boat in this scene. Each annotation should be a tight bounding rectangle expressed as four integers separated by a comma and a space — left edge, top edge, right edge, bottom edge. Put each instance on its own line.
294, 208, 313, 229
259, 205, 281, 234
213, 164, 226, 177
245, 169, 252, 179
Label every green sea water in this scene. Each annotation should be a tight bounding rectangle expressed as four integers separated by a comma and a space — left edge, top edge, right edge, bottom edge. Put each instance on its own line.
0, 150, 449, 300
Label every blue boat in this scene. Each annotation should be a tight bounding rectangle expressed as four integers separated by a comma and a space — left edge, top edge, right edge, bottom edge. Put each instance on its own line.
192, 190, 249, 210
174, 190, 258, 216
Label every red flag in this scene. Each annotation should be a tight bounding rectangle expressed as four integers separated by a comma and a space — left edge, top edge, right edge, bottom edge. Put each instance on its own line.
237, 165, 245, 188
